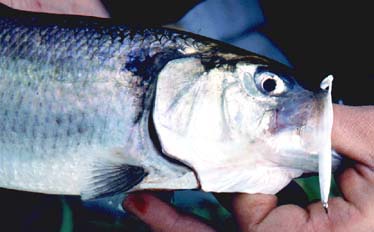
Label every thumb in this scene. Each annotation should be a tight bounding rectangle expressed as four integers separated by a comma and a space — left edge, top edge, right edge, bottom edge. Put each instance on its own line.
332, 104, 374, 168
231, 193, 277, 231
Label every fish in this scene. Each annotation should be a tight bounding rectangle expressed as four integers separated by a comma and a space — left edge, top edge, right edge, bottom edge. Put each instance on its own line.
0, 4, 340, 208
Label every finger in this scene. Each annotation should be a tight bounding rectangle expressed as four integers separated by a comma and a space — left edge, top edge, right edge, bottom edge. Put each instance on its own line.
232, 193, 313, 232
338, 167, 374, 213
123, 192, 214, 232
307, 197, 355, 231
354, 163, 374, 183
332, 104, 374, 168
231, 193, 277, 231
0, 0, 109, 17
306, 199, 333, 231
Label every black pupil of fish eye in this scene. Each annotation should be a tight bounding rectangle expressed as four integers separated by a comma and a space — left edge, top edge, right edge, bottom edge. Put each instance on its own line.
262, 78, 277, 92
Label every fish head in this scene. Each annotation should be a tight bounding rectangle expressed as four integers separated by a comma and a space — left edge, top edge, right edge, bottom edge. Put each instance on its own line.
153, 54, 335, 194
234, 63, 334, 169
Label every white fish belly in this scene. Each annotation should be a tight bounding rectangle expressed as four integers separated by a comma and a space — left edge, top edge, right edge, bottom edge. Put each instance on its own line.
0, 149, 84, 195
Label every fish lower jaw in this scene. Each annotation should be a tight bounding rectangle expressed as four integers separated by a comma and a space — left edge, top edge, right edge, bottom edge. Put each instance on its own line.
195, 164, 303, 195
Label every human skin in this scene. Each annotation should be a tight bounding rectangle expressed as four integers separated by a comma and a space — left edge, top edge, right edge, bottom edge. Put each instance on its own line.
0, 0, 109, 17
123, 104, 374, 232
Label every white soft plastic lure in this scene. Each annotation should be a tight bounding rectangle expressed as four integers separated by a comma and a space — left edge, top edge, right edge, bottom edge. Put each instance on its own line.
319, 75, 334, 212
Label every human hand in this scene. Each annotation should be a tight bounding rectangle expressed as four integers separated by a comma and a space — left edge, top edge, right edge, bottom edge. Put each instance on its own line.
123, 105, 374, 231
0, 0, 109, 17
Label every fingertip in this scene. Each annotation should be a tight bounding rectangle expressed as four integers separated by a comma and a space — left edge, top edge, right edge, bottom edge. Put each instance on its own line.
123, 192, 215, 232
123, 193, 149, 215
123, 192, 177, 230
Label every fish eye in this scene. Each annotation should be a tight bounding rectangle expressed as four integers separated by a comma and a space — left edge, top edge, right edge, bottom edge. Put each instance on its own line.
256, 72, 288, 96
262, 78, 277, 92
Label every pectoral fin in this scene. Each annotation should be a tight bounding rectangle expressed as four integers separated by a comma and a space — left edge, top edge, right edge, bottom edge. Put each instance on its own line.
81, 161, 148, 200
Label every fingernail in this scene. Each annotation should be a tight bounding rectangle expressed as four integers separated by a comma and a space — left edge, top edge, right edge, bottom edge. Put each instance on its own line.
123, 193, 148, 214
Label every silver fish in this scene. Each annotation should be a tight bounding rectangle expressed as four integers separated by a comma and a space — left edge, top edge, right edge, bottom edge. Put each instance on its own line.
0, 5, 339, 206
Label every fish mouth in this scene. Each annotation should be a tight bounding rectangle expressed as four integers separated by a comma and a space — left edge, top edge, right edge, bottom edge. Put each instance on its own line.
303, 75, 333, 159
266, 76, 335, 208
269, 76, 335, 172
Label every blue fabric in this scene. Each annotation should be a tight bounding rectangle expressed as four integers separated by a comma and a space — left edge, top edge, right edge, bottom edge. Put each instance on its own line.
177, 0, 290, 66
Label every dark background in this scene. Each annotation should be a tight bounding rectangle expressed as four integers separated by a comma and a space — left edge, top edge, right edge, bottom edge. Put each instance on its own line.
260, 1, 373, 105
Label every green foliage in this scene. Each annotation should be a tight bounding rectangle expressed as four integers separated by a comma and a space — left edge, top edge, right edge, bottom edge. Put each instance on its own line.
60, 197, 74, 232
295, 176, 341, 201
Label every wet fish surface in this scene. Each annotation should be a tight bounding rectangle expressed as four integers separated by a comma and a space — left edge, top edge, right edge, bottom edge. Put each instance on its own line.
0, 4, 340, 201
